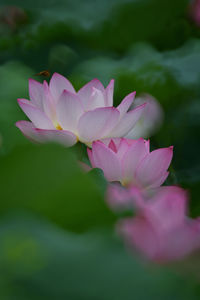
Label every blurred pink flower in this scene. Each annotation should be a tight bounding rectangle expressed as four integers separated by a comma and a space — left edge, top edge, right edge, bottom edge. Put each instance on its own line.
119, 186, 200, 262
88, 138, 173, 188
125, 94, 163, 139
190, 0, 200, 26
16, 73, 145, 147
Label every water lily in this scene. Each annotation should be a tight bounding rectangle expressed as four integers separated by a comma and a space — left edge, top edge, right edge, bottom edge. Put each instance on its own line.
88, 137, 173, 188
16, 73, 145, 147
119, 187, 200, 262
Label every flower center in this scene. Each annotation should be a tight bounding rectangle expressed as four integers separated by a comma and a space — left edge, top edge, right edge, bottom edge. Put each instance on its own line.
55, 123, 63, 130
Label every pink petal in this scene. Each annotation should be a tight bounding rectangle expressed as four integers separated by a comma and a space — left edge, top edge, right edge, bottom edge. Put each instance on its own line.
117, 92, 136, 117
110, 104, 146, 137
16, 120, 77, 147
29, 79, 44, 110
56, 90, 84, 132
78, 79, 105, 110
108, 139, 118, 153
135, 146, 173, 188
106, 183, 133, 211
87, 88, 105, 110
144, 139, 150, 153
17, 99, 54, 129
117, 138, 135, 159
105, 79, 114, 106
87, 148, 95, 168
147, 171, 169, 189
43, 80, 56, 120
92, 141, 121, 181
148, 186, 187, 229
119, 217, 160, 260
78, 107, 120, 143
35, 128, 77, 147
121, 138, 148, 182
49, 73, 75, 102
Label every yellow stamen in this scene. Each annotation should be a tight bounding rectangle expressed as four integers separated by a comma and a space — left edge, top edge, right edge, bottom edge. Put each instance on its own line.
55, 123, 63, 130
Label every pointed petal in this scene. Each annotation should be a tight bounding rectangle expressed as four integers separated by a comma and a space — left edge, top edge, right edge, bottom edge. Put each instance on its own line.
56, 90, 84, 132
110, 103, 146, 137
43, 80, 56, 120
87, 148, 95, 168
92, 141, 121, 181
87, 88, 105, 110
16, 120, 77, 147
135, 146, 173, 188
121, 138, 148, 181
108, 139, 117, 153
78, 107, 120, 143
147, 171, 169, 189
105, 79, 114, 106
117, 138, 132, 159
49, 72, 75, 102
77, 78, 105, 110
117, 92, 136, 117
17, 99, 54, 129
29, 79, 44, 110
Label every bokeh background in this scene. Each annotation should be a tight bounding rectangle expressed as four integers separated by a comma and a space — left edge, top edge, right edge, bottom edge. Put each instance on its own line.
0, 0, 200, 299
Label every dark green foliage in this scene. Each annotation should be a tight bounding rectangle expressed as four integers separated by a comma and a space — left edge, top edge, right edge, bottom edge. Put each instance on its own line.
0, 0, 200, 298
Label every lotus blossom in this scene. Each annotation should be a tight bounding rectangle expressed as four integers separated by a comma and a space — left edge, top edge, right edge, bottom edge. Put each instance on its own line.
16, 73, 146, 147
119, 187, 200, 262
88, 137, 173, 188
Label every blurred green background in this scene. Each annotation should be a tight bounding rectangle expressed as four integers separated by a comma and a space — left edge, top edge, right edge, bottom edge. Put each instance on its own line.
0, 0, 200, 299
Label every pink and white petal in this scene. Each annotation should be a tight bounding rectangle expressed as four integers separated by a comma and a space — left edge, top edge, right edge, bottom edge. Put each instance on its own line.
147, 171, 169, 189
135, 146, 173, 188
105, 79, 114, 106
87, 88, 105, 110
119, 217, 161, 260
35, 128, 77, 147
17, 99, 54, 129
16, 120, 45, 143
106, 183, 134, 211
117, 92, 136, 117
56, 90, 84, 132
16, 121, 77, 147
110, 104, 146, 138
92, 141, 121, 181
108, 139, 118, 153
87, 148, 95, 168
101, 138, 122, 149
121, 138, 148, 181
49, 72, 75, 102
43, 80, 56, 121
29, 79, 44, 110
78, 107, 120, 144
117, 138, 133, 160
144, 139, 150, 153
148, 186, 187, 230
78, 78, 105, 110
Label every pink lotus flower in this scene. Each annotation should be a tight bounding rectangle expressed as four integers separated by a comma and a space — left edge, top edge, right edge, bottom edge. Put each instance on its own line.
88, 138, 173, 188
119, 186, 200, 262
16, 73, 145, 147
